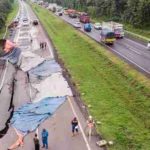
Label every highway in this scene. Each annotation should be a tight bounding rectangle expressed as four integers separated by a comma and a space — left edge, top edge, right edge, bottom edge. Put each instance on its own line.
56, 14, 150, 76
0, 1, 102, 150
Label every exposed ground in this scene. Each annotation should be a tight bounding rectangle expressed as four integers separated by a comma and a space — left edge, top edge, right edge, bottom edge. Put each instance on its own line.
32, 4, 150, 150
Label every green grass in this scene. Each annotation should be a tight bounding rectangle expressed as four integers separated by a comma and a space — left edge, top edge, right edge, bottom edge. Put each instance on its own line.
32, 4, 150, 150
0, 0, 19, 39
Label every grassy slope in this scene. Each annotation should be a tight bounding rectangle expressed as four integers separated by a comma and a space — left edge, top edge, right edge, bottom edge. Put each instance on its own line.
0, 0, 19, 39
32, 5, 150, 150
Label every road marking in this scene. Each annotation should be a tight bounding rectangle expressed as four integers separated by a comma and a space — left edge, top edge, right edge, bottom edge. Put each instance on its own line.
68, 96, 91, 150
0, 60, 9, 91
107, 45, 150, 74
59, 15, 150, 75
124, 37, 147, 49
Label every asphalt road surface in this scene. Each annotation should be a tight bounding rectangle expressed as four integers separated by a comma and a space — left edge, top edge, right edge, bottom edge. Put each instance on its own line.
0, 1, 103, 150
56, 13, 150, 76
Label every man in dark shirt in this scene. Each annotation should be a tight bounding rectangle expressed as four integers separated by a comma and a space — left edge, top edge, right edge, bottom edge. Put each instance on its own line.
33, 133, 40, 150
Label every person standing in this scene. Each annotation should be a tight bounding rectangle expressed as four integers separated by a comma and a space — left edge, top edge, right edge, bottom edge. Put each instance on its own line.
44, 42, 47, 49
71, 117, 79, 136
33, 133, 40, 150
41, 129, 49, 149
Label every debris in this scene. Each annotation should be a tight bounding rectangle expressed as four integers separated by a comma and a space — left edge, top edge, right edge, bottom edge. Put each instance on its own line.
96, 140, 107, 147
96, 121, 101, 125
88, 104, 92, 108
108, 140, 114, 145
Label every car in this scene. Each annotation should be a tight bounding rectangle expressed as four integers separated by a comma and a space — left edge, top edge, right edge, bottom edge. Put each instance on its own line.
147, 41, 150, 50
73, 22, 81, 28
94, 22, 102, 30
22, 19, 30, 27
22, 17, 28, 22
84, 23, 92, 32
69, 13, 77, 18
33, 19, 39, 25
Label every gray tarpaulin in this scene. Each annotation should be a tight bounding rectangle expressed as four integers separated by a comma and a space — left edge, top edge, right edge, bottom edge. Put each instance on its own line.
0, 48, 21, 64
29, 60, 61, 77
30, 73, 72, 102
11, 96, 66, 134
19, 51, 44, 72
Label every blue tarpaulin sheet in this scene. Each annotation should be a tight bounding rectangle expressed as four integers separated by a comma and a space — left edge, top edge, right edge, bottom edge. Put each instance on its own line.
29, 60, 61, 77
11, 97, 66, 134
1, 48, 21, 64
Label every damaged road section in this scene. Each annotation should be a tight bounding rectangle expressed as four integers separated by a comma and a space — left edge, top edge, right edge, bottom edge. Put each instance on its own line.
0, 62, 16, 137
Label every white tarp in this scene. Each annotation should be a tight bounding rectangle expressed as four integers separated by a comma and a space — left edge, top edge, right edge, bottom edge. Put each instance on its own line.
31, 73, 72, 102
19, 51, 44, 72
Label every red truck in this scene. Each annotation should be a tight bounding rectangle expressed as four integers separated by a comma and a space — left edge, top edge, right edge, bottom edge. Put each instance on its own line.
79, 13, 90, 23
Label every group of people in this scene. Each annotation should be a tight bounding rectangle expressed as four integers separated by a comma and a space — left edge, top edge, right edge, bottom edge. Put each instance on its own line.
40, 42, 47, 49
33, 129, 49, 150
33, 116, 94, 150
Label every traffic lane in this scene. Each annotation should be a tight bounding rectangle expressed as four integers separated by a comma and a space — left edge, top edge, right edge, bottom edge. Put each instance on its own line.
113, 43, 150, 73
60, 14, 150, 74
12, 70, 30, 110
26, 5, 102, 150
0, 63, 16, 131
120, 38, 150, 59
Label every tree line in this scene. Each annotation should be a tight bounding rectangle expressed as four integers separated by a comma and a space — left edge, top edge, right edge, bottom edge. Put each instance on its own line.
45, 0, 150, 28
0, 0, 14, 29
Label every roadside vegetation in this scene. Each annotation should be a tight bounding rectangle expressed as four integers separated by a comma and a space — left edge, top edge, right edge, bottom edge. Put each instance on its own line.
32, 4, 150, 150
0, 0, 18, 38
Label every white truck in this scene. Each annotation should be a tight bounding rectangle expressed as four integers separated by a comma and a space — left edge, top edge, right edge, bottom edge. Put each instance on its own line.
102, 21, 124, 38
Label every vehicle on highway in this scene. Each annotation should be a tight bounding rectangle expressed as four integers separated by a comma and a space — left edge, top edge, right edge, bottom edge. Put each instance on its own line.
73, 22, 81, 28
22, 19, 30, 27
33, 19, 39, 26
100, 28, 115, 45
94, 22, 102, 30
147, 41, 150, 50
69, 13, 77, 18
102, 21, 124, 38
84, 23, 92, 32
79, 13, 90, 23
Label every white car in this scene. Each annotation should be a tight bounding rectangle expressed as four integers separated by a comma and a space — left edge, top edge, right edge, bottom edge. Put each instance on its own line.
147, 41, 150, 50
73, 22, 81, 28
94, 22, 102, 30
21, 20, 30, 27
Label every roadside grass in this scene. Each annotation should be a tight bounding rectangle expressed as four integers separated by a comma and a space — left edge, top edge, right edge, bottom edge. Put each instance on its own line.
92, 17, 150, 42
0, 0, 19, 39
32, 4, 150, 150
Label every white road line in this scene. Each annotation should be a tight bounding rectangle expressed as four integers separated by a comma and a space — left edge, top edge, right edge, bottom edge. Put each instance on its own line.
0, 60, 9, 91
46, 39, 54, 58
107, 45, 150, 74
124, 37, 147, 49
118, 42, 141, 55
68, 96, 91, 150
60, 16, 150, 75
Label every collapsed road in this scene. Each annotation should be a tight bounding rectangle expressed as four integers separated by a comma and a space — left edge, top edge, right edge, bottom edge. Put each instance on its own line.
0, 0, 103, 150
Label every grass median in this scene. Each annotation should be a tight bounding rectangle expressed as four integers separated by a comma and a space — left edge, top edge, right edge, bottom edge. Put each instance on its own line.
32, 4, 150, 150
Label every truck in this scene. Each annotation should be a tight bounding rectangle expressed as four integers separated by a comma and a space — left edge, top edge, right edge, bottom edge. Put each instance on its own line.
79, 13, 90, 23
102, 21, 124, 38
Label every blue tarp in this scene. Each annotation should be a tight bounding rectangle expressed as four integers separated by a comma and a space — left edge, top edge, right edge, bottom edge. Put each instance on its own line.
11, 97, 66, 134
1, 48, 21, 64
29, 60, 61, 77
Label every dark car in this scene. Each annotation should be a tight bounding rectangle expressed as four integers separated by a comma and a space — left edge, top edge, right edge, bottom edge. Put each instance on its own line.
69, 13, 77, 18
33, 19, 39, 26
